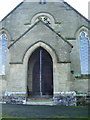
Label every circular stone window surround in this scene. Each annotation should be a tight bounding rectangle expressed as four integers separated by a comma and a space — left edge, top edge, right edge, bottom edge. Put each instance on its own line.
31, 13, 55, 28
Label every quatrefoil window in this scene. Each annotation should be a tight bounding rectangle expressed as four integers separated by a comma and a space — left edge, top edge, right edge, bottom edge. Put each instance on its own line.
37, 16, 51, 26
31, 13, 55, 28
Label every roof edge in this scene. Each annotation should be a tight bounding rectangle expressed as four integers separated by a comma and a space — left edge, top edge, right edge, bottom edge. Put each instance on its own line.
0, 2, 24, 23
23, 0, 64, 2
64, 1, 90, 23
8, 21, 40, 49
8, 20, 73, 49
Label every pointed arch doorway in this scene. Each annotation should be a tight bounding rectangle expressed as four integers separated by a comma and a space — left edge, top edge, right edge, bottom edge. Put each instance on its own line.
27, 47, 53, 98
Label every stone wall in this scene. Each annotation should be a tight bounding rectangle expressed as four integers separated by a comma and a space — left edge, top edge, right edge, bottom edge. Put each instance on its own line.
54, 63, 72, 93
0, 1, 89, 104
6, 58, 72, 97
68, 40, 81, 74
53, 91, 76, 106
71, 79, 89, 93
0, 75, 7, 101
3, 92, 26, 104
9, 21, 72, 64
7, 64, 26, 92
1, 1, 88, 41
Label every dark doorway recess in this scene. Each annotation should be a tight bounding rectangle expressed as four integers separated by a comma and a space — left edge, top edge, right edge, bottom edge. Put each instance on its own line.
27, 47, 53, 98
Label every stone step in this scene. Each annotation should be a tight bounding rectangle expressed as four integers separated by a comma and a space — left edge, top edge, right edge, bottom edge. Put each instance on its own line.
27, 98, 53, 101
26, 97, 54, 105
26, 101, 54, 105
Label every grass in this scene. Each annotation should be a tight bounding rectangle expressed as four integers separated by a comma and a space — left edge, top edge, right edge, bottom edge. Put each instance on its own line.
1, 104, 89, 119
1, 118, 90, 120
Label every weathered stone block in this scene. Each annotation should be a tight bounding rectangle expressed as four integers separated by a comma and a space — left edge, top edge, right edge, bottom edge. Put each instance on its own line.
53, 91, 76, 106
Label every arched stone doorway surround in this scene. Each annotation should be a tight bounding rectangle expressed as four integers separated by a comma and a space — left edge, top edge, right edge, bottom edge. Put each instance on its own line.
23, 42, 57, 98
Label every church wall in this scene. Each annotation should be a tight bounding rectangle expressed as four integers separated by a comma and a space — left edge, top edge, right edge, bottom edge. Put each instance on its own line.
0, 76, 7, 94
8, 40, 71, 97
1, 2, 88, 41
67, 39, 89, 93
7, 64, 26, 93
68, 40, 81, 74
71, 79, 89, 93
0, 76, 7, 101
0, 1, 89, 105
9, 22, 72, 64
5, 58, 72, 97
53, 63, 72, 96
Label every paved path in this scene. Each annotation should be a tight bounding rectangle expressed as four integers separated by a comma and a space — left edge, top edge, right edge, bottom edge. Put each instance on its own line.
2, 104, 88, 118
